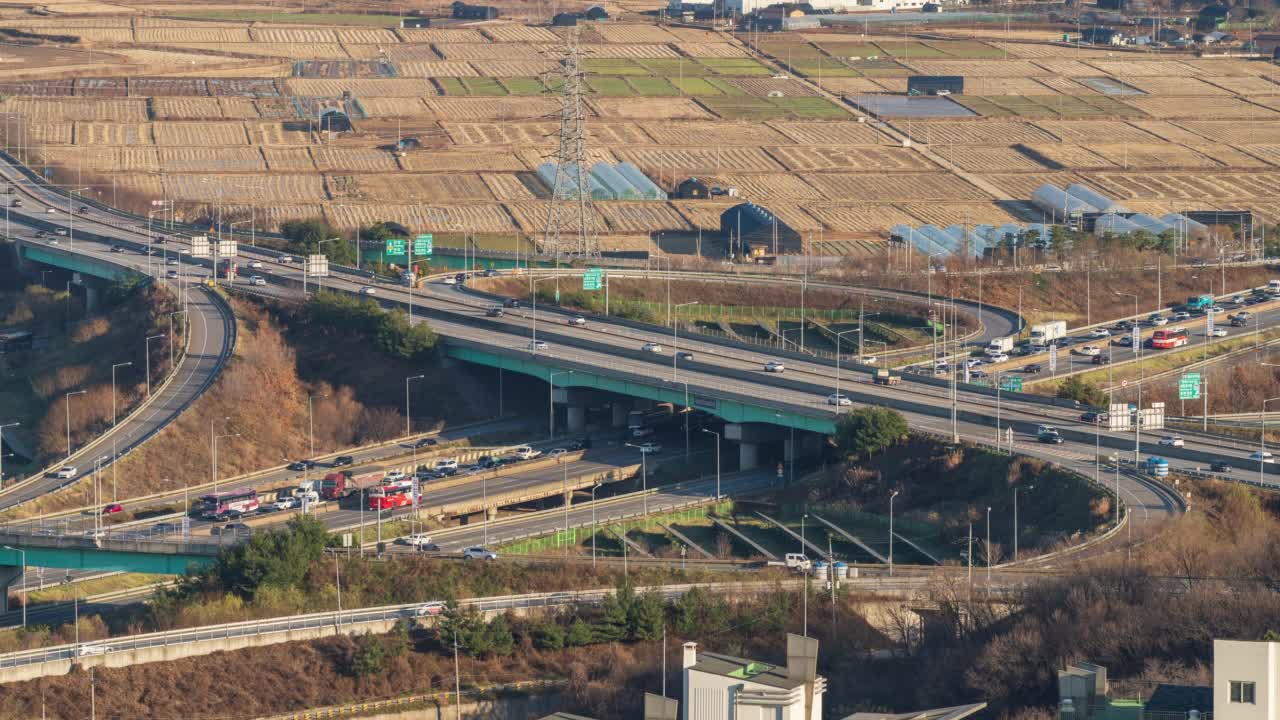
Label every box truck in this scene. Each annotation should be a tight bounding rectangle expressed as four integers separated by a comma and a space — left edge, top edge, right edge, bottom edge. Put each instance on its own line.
1029, 321, 1067, 349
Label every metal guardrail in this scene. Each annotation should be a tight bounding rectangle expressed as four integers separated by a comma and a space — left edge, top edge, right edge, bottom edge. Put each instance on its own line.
0, 580, 798, 672
260, 680, 567, 720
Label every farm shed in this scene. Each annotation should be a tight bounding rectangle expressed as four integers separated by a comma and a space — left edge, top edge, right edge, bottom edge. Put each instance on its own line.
552, 12, 579, 25
675, 177, 710, 199
452, 2, 500, 19
401, 17, 431, 28
585, 5, 610, 19
720, 202, 802, 256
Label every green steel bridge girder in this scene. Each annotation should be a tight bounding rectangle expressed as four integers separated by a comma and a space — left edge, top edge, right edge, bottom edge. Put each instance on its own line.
20, 244, 140, 282
0, 545, 212, 574
444, 344, 836, 436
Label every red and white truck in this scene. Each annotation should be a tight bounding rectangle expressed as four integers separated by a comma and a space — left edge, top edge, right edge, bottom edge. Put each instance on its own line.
320, 468, 386, 501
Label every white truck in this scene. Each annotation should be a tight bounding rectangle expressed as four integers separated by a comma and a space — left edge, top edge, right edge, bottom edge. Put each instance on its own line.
984, 336, 1015, 357
1029, 321, 1067, 350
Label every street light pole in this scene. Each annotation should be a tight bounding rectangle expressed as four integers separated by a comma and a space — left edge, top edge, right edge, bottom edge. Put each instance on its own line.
833, 327, 860, 406
168, 310, 188, 372
0, 421, 17, 487
145, 335, 164, 397
1261, 395, 1280, 485
404, 374, 426, 438
672, 301, 699, 381
308, 393, 326, 463
986, 506, 992, 584
888, 490, 899, 577
625, 444, 650, 516
702, 428, 721, 499
591, 482, 601, 570
213, 433, 239, 493
65, 389, 87, 458
111, 362, 132, 427
2, 545, 25, 628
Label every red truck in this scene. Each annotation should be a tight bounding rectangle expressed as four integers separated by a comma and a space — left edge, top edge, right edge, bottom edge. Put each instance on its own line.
217, 259, 237, 279
320, 469, 385, 501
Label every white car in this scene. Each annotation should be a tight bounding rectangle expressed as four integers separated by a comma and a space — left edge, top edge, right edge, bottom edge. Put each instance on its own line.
54, 228, 67, 236
384, 470, 408, 482
1173, 312, 1191, 321
166, 257, 178, 266
44, 207, 55, 214
247, 261, 263, 270
547, 448, 567, 459
278, 256, 294, 264
77, 644, 108, 657
527, 340, 548, 351
1078, 345, 1102, 356
514, 446, 541, 460
165, 270, 179, 279
765, 361, 786, 373
433, 459, 458, 472
965, 358, 984, 368
567, 316, 586, 327
859, 356, 878, 364
442, 277, 458, 285
360, 287, 376, 296
1158, 436, 1185, 448
1149, 316, 1169, 326
463, 546, 498, 560
642, 342, 663, 353
249, 275, 266, 286
402, 533, 434, 548
638, 442, 662, 454
1089, 328, 1111, 338
987, 352, 1010, 363
272, 496, 300, 511
1210, 327, 1228, 338
1250, 451, 1275, 464
54, 466, 77, 479
827, 393, 852, 407
414, 601, 446, 617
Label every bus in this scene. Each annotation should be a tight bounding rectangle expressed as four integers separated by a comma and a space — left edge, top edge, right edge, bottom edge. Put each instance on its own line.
367, 482, 413, 511
1185, 294, 1215, 311
199, 488, 259, 519
1151, 327, 1189, 350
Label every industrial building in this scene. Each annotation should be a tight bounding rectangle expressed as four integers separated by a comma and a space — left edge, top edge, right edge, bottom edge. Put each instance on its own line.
683, 636, 825, 720
906, 75, 964, 96
536, 162, 668, 201
721, 202, 802, 257
552, 12, 579, 25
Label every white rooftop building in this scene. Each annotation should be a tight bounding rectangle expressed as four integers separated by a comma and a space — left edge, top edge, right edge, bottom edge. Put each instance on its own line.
682, 634, 826, 720
1216, 639, 1278, 720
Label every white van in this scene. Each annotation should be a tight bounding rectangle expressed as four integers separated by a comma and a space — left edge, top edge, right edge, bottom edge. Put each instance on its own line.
514, 446, 541, 460
784, 553, 811, 571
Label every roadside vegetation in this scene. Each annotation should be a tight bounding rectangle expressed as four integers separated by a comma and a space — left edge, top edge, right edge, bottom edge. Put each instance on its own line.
0, 279, 179, 474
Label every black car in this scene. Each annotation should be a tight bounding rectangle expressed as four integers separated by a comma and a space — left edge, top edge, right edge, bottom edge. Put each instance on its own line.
454, 273, 467, 283
1091, 355, 1109, 365
483, 269, 498, 277
1023, 364, 1043, 374
416, 542, 441, 553
109, 245, 126, 253
1037, 432, 1064, 444
1210, 460, 1232, 473
1080, 412, 1109, 424
502, 298, 520, 308
476, 455, 495, 469
413, 437, 438, 449
287, 460, 316, 471
486, 307, 504, 317
332, 455, 354, 467
676, 351, 694, 361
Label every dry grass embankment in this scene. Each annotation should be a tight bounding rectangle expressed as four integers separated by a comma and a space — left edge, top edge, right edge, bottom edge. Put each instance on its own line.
7, 295, 493, 516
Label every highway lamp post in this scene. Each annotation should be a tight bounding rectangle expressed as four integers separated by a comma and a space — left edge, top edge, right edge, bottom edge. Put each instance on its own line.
404, 374, 425, 438
315, 238, 341, 292
986, 506, 992, 586
307, 393, 326, 498
210, 416, 229, 489
801, 512, 808, 637
1261, 394, 1280, 485
1116, 292, 1142, 464
548, 370, 573, 440
671, 301, 699, 381
2, 545, 25, 628
670, 379, 690, 460
833, 328, 860, 408
0, 421, 17, 488
110, 362, 132, 427
212, 433, 239, 493
702, 428, 721, 499
625, 443, 650, 516
65, 389, 87, 458
146, 210, 163, 276
68, 186, 88, 251
888, 490, 899, 577
590, 482, 601, 571
530, 276, 558, 351
145, 334, 163, 397
93, 454, 108, 535
334, 554, 342, 624
168, 310, 188, 371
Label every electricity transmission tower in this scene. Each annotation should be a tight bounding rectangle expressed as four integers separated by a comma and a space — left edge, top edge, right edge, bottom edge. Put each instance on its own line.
542, 30, 599, 258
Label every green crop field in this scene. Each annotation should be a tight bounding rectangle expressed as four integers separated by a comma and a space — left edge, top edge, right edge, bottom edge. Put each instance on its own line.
699, 96, 790, 120
584, 58, 651, 76
587, 76, 636, 96
500, 77, 546, 95
641, 58, 713, 76
756, 39, 824, 59
790, 60, 860, 78
670, 76, 724, 96
699, 58, 772, 76
873, 40, 949, 57
815, 41, 886, 58
932, 39, 1007, 58
951, 96, 1017, 117
463, 76, 508, 96
628, 75, 678, 96
436, 77, 468, 95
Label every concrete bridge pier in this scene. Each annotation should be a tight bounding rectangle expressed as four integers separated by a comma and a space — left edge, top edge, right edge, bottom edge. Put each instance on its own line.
486, 506, 498, 521
566, 405, 586, 433
726, 422, 781, 472
611, 402, 630, 428
0, 564, 21, 613
552, 387, 595, 435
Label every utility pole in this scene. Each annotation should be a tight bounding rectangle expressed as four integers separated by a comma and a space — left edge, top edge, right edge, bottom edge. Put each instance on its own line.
542, 29, 598, 259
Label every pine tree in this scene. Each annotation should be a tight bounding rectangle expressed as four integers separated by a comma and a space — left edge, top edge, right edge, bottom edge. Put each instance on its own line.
628, 589, 666, 641
567, 618, 594, 646
351, 631, 385, 677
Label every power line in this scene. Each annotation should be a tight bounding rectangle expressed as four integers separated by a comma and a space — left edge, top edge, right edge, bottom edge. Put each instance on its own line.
542, 27, 599, 259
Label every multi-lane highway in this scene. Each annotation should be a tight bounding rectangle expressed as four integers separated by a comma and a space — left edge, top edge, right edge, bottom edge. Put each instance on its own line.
2, 151, 1263, 552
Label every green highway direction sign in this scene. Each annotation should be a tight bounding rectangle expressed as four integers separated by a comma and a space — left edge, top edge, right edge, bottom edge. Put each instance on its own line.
999, 376, 1023, 392
583, 268, 603, 291
414, 234, 433, 256
385, 238, 405, 256
1178, 373, 1201, 400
